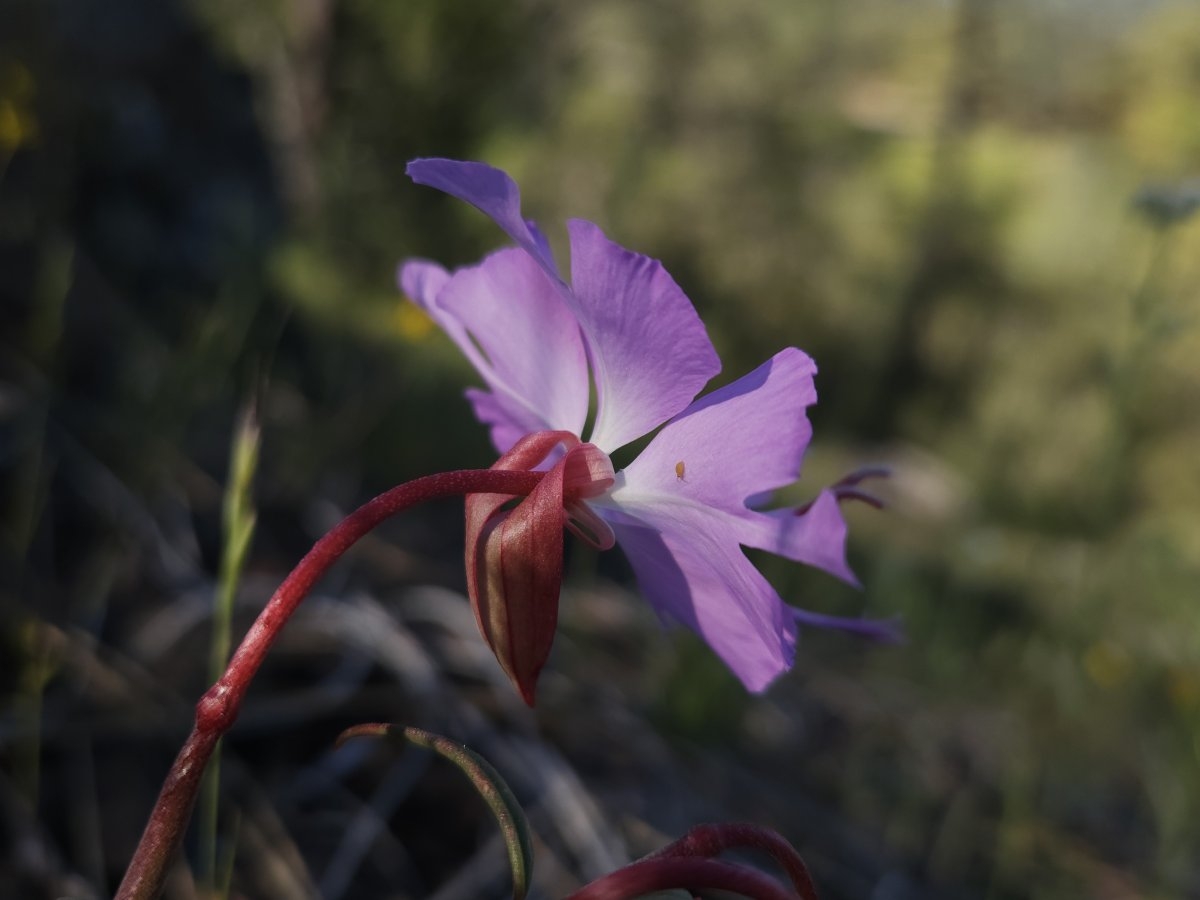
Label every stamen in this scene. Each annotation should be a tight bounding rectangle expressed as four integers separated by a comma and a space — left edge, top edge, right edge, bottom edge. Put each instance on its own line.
565, 500, 617, 551
833, 465, 891, 487
796, 465, 890, 514
792, 608, 905, 643
832, 486, 885, 509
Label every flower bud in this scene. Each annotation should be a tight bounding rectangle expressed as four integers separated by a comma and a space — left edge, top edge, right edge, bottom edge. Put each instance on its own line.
465, 432, 614, 704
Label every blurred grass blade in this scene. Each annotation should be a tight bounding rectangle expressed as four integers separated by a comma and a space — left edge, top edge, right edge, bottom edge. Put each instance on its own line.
211, 399, 262, 681
201, 398, 262, 898
338, 724, 533, 900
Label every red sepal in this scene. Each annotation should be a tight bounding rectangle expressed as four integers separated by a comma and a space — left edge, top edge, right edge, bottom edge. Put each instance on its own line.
465, 432, 578, 705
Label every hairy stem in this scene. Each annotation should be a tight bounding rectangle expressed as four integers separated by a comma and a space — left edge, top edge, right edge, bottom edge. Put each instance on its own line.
116, 468, 543, 900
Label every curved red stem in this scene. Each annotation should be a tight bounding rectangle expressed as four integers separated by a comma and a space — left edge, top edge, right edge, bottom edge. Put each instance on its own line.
566, 857, 800, 900
115, 468, 542, 900
647, 822, 819, 899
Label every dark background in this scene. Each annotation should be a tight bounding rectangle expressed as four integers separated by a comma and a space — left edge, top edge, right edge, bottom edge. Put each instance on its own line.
2, 0, 1199, 897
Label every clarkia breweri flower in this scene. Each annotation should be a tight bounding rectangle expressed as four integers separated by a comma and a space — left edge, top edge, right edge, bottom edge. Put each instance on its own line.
400, 159, 896, 703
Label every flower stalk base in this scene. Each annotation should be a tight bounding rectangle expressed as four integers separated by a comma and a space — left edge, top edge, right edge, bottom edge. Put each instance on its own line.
116, 468, 542, 900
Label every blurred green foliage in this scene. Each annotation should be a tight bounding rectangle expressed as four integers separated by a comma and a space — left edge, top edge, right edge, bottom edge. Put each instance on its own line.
2, 0, 1199, 897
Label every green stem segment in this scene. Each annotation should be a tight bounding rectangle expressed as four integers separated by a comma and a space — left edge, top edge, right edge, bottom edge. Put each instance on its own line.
337, 724, 534, 900
115, 468, 543, 900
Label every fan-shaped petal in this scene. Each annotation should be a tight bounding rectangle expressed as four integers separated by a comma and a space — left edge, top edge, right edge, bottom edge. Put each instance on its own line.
406, 158, 560, 280
437, 248, 589, 449
402, 247, 589, 453
619, 348, 815, 511
601, 503, 797, 693
567, 219, 720, 452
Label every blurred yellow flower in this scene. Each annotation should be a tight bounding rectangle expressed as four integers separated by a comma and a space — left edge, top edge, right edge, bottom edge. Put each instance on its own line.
1167, 666, 1200, 711
0, 59, 37, 151
394, 300, 435, 342
1083, 640, 1131, 689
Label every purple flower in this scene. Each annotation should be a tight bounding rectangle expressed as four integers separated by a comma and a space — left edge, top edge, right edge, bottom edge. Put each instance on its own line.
400, 159, 896, 696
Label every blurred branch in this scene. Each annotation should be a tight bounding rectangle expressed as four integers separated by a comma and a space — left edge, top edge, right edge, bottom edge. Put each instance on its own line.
863, 0, 997, 438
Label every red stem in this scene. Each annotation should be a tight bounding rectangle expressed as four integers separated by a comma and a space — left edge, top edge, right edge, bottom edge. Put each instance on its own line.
566, 857, 799, 900
115, 468, 543, 900
647, 822, 819, 900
